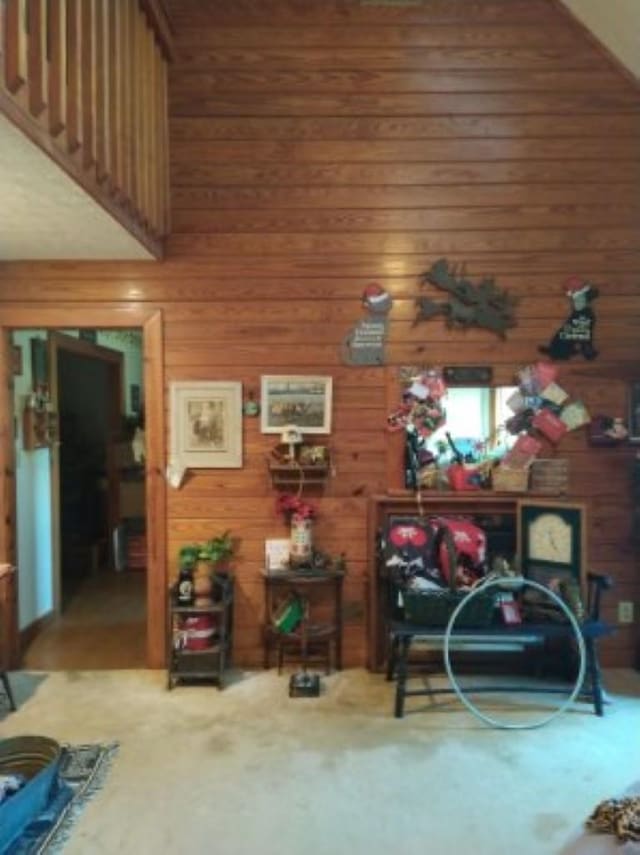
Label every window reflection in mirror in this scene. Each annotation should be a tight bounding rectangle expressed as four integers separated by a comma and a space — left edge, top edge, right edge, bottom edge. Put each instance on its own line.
427, 386, 518, 462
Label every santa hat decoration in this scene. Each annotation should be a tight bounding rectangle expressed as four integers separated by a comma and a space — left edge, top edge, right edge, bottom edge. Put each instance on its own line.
564, 276, 591, 300
362, 282, 392, 314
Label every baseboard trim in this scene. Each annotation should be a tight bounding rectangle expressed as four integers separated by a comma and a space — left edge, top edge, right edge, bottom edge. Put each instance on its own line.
20, 610, 55, 653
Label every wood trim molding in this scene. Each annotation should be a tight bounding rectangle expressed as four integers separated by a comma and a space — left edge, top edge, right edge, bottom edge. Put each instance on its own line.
0, 306, 166, 668
20, 609, 55, 653
140, 0, 174, 63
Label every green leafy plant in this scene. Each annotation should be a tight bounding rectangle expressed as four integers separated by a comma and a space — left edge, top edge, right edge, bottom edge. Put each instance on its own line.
178, 531, 235, 570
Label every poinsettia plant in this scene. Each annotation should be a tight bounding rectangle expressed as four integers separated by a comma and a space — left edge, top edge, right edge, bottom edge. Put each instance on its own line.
275, 493, 317, 522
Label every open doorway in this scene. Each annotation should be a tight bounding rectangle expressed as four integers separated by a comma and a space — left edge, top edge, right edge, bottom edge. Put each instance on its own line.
12, 329, 147, 669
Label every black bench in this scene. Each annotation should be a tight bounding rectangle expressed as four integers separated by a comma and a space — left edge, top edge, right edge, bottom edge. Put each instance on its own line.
386, 572, 614, 719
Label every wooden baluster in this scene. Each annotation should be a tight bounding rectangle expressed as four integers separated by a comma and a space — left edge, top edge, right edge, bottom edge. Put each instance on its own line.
2, 0, 28, 95
129, 2, 139, 220
159, 57, 170, 236
139, 13, 150, 227
108, 0, 120, 198
80, 0, 95, 169
65, 0, 82, 154
47, 0, 66, 138
94, 0, 107, 183
118, 0, 132, 210
151, 42, 159, 235
26, 0, 47, 117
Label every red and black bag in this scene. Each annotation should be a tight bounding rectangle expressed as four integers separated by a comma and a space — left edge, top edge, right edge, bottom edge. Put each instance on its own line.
429, 516, 487, 587
381, 517, 441, 588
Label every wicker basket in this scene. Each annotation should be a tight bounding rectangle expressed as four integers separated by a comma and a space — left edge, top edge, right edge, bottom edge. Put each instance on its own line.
492, 465, 530, 493
403, 587, 495, 628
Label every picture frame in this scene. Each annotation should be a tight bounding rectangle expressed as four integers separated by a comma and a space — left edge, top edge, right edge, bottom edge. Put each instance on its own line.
30, 337, 48, 392
265, 539, 291, 574
517, 499, 586, 591
11, 345, 22, 376
260, 375, 333, 434
628, 381, 640, 443
169, 381, 243, 469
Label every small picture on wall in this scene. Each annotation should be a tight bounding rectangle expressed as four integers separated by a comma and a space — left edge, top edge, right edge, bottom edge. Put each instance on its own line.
11, 345, 22, 376
130, 383, 141, 414
30, 337, 48, 393
260, 375, 333, 434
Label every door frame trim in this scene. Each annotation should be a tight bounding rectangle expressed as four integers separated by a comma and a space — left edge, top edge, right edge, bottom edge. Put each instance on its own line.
0, 306, 166, 668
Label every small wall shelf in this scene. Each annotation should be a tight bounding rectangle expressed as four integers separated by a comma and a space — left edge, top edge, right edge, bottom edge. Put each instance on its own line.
267, 459, 331, 489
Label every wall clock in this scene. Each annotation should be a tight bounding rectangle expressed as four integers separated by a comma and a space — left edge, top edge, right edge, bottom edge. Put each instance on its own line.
517, 500, 587, 590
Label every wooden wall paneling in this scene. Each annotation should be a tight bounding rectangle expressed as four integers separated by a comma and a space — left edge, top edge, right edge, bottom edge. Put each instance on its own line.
1, 0, 639, 668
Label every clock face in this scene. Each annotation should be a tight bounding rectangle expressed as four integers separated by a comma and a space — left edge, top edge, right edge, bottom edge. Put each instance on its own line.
528, 513, 573, 564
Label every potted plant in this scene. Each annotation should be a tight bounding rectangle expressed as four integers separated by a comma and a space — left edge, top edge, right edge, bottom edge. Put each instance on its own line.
178, 532, 235, 605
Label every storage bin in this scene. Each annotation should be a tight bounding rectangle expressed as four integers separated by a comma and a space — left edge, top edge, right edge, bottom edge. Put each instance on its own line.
0, 736, 62, 852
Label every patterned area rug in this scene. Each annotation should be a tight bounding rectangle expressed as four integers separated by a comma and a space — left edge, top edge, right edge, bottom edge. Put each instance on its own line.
4, 743, 119, 855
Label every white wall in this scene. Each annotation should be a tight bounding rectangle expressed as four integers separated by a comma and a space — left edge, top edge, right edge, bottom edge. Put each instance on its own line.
560, 0, 640, 79
12, 330, 53, 630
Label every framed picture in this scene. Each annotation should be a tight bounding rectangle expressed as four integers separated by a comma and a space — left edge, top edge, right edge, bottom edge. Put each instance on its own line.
30, 337, 48, 392
170, 381, 243, 469
11, 345, 22, 376
628, 381, 640, 442
130, 383, 141, 415
517, 500, 586, 590
265, 539, 291, 574
260, 375, 333, 434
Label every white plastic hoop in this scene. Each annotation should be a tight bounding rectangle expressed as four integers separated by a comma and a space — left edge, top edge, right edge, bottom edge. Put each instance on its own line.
442, 576, 586, 730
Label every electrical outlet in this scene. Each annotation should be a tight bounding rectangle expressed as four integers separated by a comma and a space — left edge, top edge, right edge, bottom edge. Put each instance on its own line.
618, 601, 634, 624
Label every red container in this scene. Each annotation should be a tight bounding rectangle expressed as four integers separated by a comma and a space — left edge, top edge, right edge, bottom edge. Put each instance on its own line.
447, 463, 482, 491
183, 615, 216, 651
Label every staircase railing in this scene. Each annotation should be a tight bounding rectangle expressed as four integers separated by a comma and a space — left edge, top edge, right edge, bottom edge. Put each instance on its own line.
0, 0, 172, 257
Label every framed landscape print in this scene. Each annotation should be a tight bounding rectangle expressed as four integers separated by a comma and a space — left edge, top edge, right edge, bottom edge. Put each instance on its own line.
170, 381, 243, 469
260, 375, 333, 434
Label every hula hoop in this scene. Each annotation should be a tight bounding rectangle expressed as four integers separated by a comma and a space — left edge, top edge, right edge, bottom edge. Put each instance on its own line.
442, 576, 586, 730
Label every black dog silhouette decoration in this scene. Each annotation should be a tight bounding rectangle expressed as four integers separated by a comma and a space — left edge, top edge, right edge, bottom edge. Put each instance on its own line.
539, 276, 599, 361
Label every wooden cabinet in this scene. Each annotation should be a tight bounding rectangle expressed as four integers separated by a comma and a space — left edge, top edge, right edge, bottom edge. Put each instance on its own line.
167, 576, 234, 689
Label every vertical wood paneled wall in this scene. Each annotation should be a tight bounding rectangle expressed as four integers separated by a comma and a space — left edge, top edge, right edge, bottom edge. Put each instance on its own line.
1, 0, 639, 667
0, 0, 172, 256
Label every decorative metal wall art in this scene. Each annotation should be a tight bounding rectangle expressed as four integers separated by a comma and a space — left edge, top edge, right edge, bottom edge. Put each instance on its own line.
415, 258, 518, 338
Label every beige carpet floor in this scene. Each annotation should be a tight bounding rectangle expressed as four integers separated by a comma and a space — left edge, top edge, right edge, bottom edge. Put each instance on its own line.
1, 667, 640, 855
